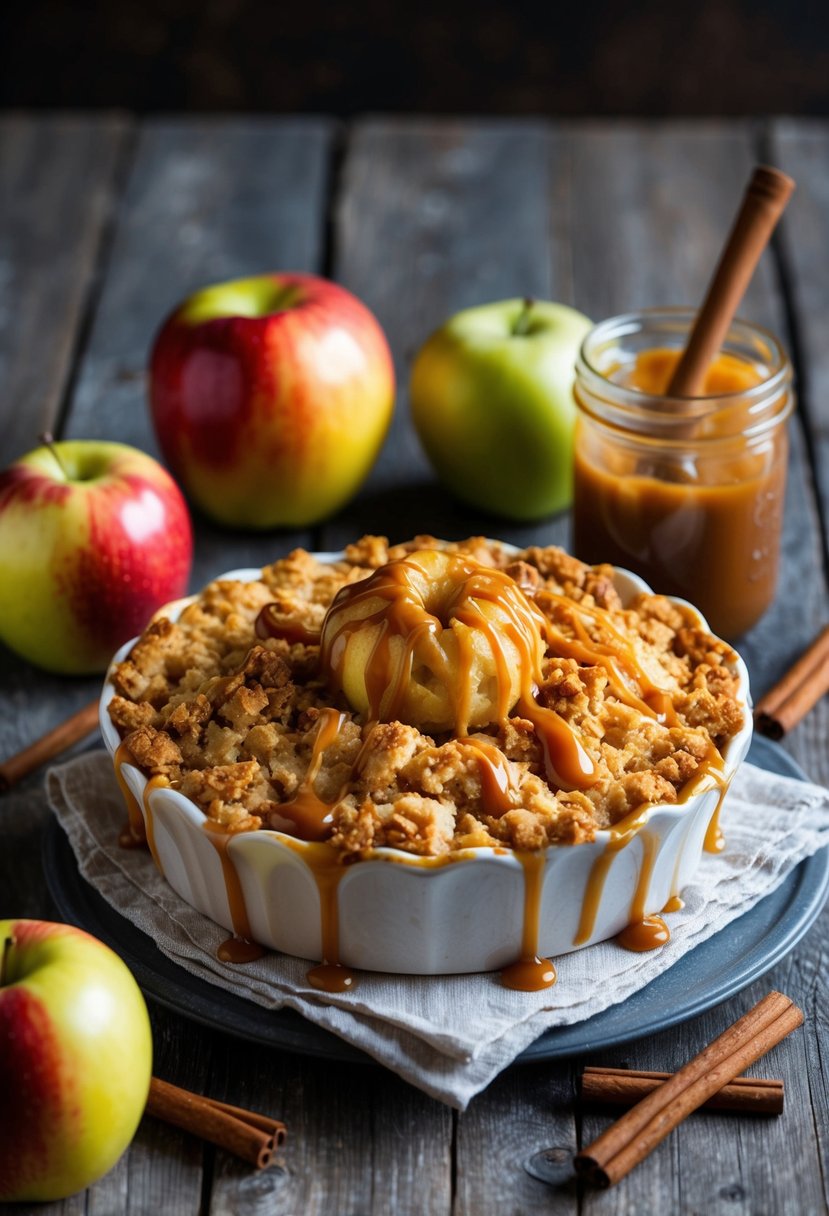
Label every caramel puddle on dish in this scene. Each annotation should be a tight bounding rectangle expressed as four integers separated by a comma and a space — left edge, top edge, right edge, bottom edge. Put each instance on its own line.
661, 894, 685, 913
500, 852, 557, 992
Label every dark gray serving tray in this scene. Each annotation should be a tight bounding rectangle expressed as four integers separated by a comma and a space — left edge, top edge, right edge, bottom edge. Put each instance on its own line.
44, 735, 829, 1065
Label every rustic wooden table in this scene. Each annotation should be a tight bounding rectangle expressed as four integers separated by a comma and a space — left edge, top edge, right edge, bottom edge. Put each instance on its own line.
2, 114, 829, 1215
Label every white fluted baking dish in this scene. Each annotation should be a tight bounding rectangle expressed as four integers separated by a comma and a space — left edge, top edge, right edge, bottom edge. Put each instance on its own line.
99, 554, 752, 975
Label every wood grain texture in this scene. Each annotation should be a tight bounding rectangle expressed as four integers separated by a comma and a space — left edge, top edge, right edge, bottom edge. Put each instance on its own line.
60, 116, 335, 587
0, 113, 128, 466
5, 116, 829, 1216
322, 118, 576, 553
455, 1065, 580, 1215
207, 1047, 452, 1215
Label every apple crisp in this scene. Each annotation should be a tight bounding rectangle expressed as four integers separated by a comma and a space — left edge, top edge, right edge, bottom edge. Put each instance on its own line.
107, 536, 745, 857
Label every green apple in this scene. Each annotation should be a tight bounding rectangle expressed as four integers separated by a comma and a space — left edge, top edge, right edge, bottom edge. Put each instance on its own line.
410, 298, 592, 520
0, 919, 153, 1201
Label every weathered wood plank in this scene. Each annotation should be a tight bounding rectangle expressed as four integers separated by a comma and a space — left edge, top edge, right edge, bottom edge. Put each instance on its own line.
566, 121, 829, 1216
0, 117, 336, 1216
322, 118, 576, 553
454, 1065, 580, 1216
766, 119, 829, 784
207, 1047, 452, 1216
61, 116, 334, 587
0, 116, 128, 919
0, 113, 129, 467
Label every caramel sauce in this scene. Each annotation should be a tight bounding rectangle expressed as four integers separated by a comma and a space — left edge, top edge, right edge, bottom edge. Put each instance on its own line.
276, 708, 347, 841
661, 895, 685, 913
281, 838, 357, 992
500, 852, 557, 991
703, 761, 729, 854
306, 963, 356, 992
617, 915, 671, 951
203, 826, 265, 961
114, 741, 147, 845
459, 737, 517, 818
255, 604, 322, 646
217, 937, 266, 963
615, 831, 670, 952
142, 775, 168, 876
114, 742, 165, 873
574, 347, 788, 639
111, 548, 735, 994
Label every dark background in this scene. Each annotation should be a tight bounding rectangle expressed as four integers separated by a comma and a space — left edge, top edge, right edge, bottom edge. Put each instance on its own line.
3, 0, 829, 115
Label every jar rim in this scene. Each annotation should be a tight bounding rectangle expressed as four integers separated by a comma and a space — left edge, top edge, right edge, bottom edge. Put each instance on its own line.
578, 307, 791, 409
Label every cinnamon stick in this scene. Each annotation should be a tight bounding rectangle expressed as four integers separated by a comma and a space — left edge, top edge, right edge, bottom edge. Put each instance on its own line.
146, 1077, 286, 1169
0, 699, 100, 793
754, 625, 829, 739
666, 165, 795, 398
581, 1066, 784, 1115
575, 990, 802, 1188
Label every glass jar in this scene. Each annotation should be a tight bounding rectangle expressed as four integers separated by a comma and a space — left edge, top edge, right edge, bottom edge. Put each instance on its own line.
572, 308, 794, 639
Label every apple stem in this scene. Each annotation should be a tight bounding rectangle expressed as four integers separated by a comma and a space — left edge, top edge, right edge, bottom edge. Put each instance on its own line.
0, 935, 12, 987
513, 297, 535, 336
39, 431, 69, 479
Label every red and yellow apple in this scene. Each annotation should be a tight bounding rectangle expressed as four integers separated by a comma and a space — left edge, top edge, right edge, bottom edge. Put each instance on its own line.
410, 298, 592, 520
149, 272, 395, 528
0, 439, 193, 674
0, 919, 153, 1202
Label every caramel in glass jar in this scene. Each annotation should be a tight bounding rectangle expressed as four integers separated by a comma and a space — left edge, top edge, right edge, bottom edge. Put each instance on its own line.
572, 310, 794, 639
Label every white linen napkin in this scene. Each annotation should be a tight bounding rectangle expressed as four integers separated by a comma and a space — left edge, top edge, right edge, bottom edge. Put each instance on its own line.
47, 750, 829, 1109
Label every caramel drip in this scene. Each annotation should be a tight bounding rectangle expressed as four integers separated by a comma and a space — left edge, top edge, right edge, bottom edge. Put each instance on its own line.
459, 737, 518, 818
114, 741, 147, 845
218, 937, 266, 964
500, 852, 557, 991
255, 604, 321, 646
573, 807, 651, 946
662, 895, 685, 913
276, 709, 348, 841
617, 915, 671, 952
703, 753, 729, 853
204, 826, 265, 960
280, 839, 357, 992
142, 775, 168, 876
615, 831, 670, 951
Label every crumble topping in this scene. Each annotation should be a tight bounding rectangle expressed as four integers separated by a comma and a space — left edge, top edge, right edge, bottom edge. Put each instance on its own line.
108, 536, 744, 857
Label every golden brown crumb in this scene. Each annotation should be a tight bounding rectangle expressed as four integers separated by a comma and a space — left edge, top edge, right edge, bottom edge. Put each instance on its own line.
109, 536, 745, 856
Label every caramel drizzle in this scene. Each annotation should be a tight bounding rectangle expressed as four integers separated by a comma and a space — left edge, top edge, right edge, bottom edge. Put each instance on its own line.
575, 742, 728, 948
319, 552, 601, 791
202, 826, 265, 961
615, 831, 670, 951
275, 709, 348, 841
111, 553, 732, 995
500, 851, 557, 991
459, 737, 518, 818
114, 742, 166, 874
255, 604, 321, 646
703, 762, 730, 853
